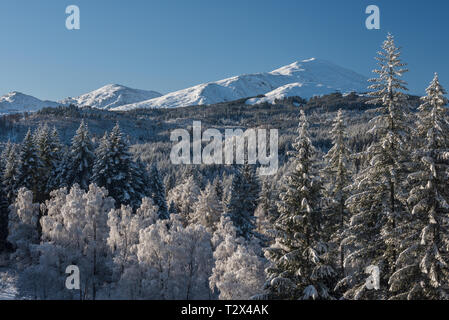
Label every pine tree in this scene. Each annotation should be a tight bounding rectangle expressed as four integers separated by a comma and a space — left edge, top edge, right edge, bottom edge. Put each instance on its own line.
92, 124, 136, 207
66, 120, 95, 190
17, 129, 42, 200
2, 143, 20, 202
322, 109, 351, 279
226, 164, 260, 240
264, 110, 334, 300
148, 164, 169, 219
255, 179, 278, 240
389, 73, 449, 299
340, 33, 410, 299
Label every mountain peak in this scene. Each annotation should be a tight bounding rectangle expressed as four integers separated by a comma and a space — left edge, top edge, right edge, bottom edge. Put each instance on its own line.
60, 84, 162, 110
114, 59, 368, 111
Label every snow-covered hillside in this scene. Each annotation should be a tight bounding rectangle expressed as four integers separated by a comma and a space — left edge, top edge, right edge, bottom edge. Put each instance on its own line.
0, 92, 59, 115
60, 84, 162, 110
113, 58, 368, 111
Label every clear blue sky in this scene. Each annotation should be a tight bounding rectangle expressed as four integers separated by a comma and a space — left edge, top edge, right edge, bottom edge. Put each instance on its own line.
0, 0, 447, 101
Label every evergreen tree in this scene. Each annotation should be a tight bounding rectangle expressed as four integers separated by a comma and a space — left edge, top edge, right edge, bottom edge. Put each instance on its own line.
322, 109, 351, 279
148, 164, 169, 219
92, 124, 136, 207
264, 110, 334, 300
17, 129, 42, 200
226, 164, 260, 240
389, 74, 449, 299
255, 179, 278, 240
2, 143, 20, 202
66, 120, 95, 190
340, 33, 410, 299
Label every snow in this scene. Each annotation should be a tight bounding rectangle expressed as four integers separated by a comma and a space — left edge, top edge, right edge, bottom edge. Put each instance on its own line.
0, 59, 368, 114
60, 84, 162, 110
0, 92, 59, 115
113, 58, 368, 111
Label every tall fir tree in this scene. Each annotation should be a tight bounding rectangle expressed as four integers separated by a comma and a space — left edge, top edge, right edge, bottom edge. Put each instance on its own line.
389, 73, 449, 299
322, 109, 351, 279
2, 143, 20, 202
226, 163, 260, 240
92, 123, 137, 207
148, 164, 169, 219
340, 33, 410, 299
264, 110, 335, 300
66, 120, 95, 190
17, 129, 42, 201
34, 124, 63, 200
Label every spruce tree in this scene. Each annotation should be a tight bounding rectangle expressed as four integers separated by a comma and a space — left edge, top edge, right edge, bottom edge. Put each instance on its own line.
66, 120, 95, 190
341, 33, 410, 299
2, 143, 20, 202
148, 164, 169, 219
92, 123, 136, 207
264, 110, 334, 300
17, 129, 42, 200
226, 163, 260, 240
389, 74, 449, 299
322, 109, 351, 279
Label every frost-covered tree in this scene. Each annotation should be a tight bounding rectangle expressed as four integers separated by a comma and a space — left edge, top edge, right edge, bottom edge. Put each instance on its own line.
209, 216, 266, 300
2, 143, 20, 202
389, 73, 449, 299
191, 182, 222, 232
264, 110, 334, 300
340, 33, 410, 299
226, 164, 260, 239
17, 129, 42, 200
7, 188, 40, 269
65, 120, 95, 190
148, 164, 169, 220
92, 124, 137, 207
322, 109, 351, 278
34, 124, 63, 201
167, 175, 200, 223
107, 198, 158, 279
133, 215, 213, 299
40, 184, 115, 299
255, 179, 278, 240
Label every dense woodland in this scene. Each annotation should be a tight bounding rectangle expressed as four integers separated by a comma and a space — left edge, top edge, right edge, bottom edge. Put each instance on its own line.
0, 34, 448, 300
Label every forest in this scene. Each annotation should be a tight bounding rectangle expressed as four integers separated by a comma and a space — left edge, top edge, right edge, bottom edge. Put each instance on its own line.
0, 34, 448, 300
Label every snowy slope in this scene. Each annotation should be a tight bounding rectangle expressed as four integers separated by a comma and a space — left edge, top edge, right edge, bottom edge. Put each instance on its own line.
113, 58, 368, 110
0, 92, 59, 115
61, 84, 162, 110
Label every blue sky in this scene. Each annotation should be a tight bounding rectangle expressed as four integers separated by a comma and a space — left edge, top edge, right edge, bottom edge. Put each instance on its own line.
0, 0, 447, 101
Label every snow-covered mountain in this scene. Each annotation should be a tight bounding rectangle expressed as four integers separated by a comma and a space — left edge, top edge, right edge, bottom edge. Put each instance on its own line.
0, 92, 59, 115
60, 84, 162, 110
113, 58, 368, 111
